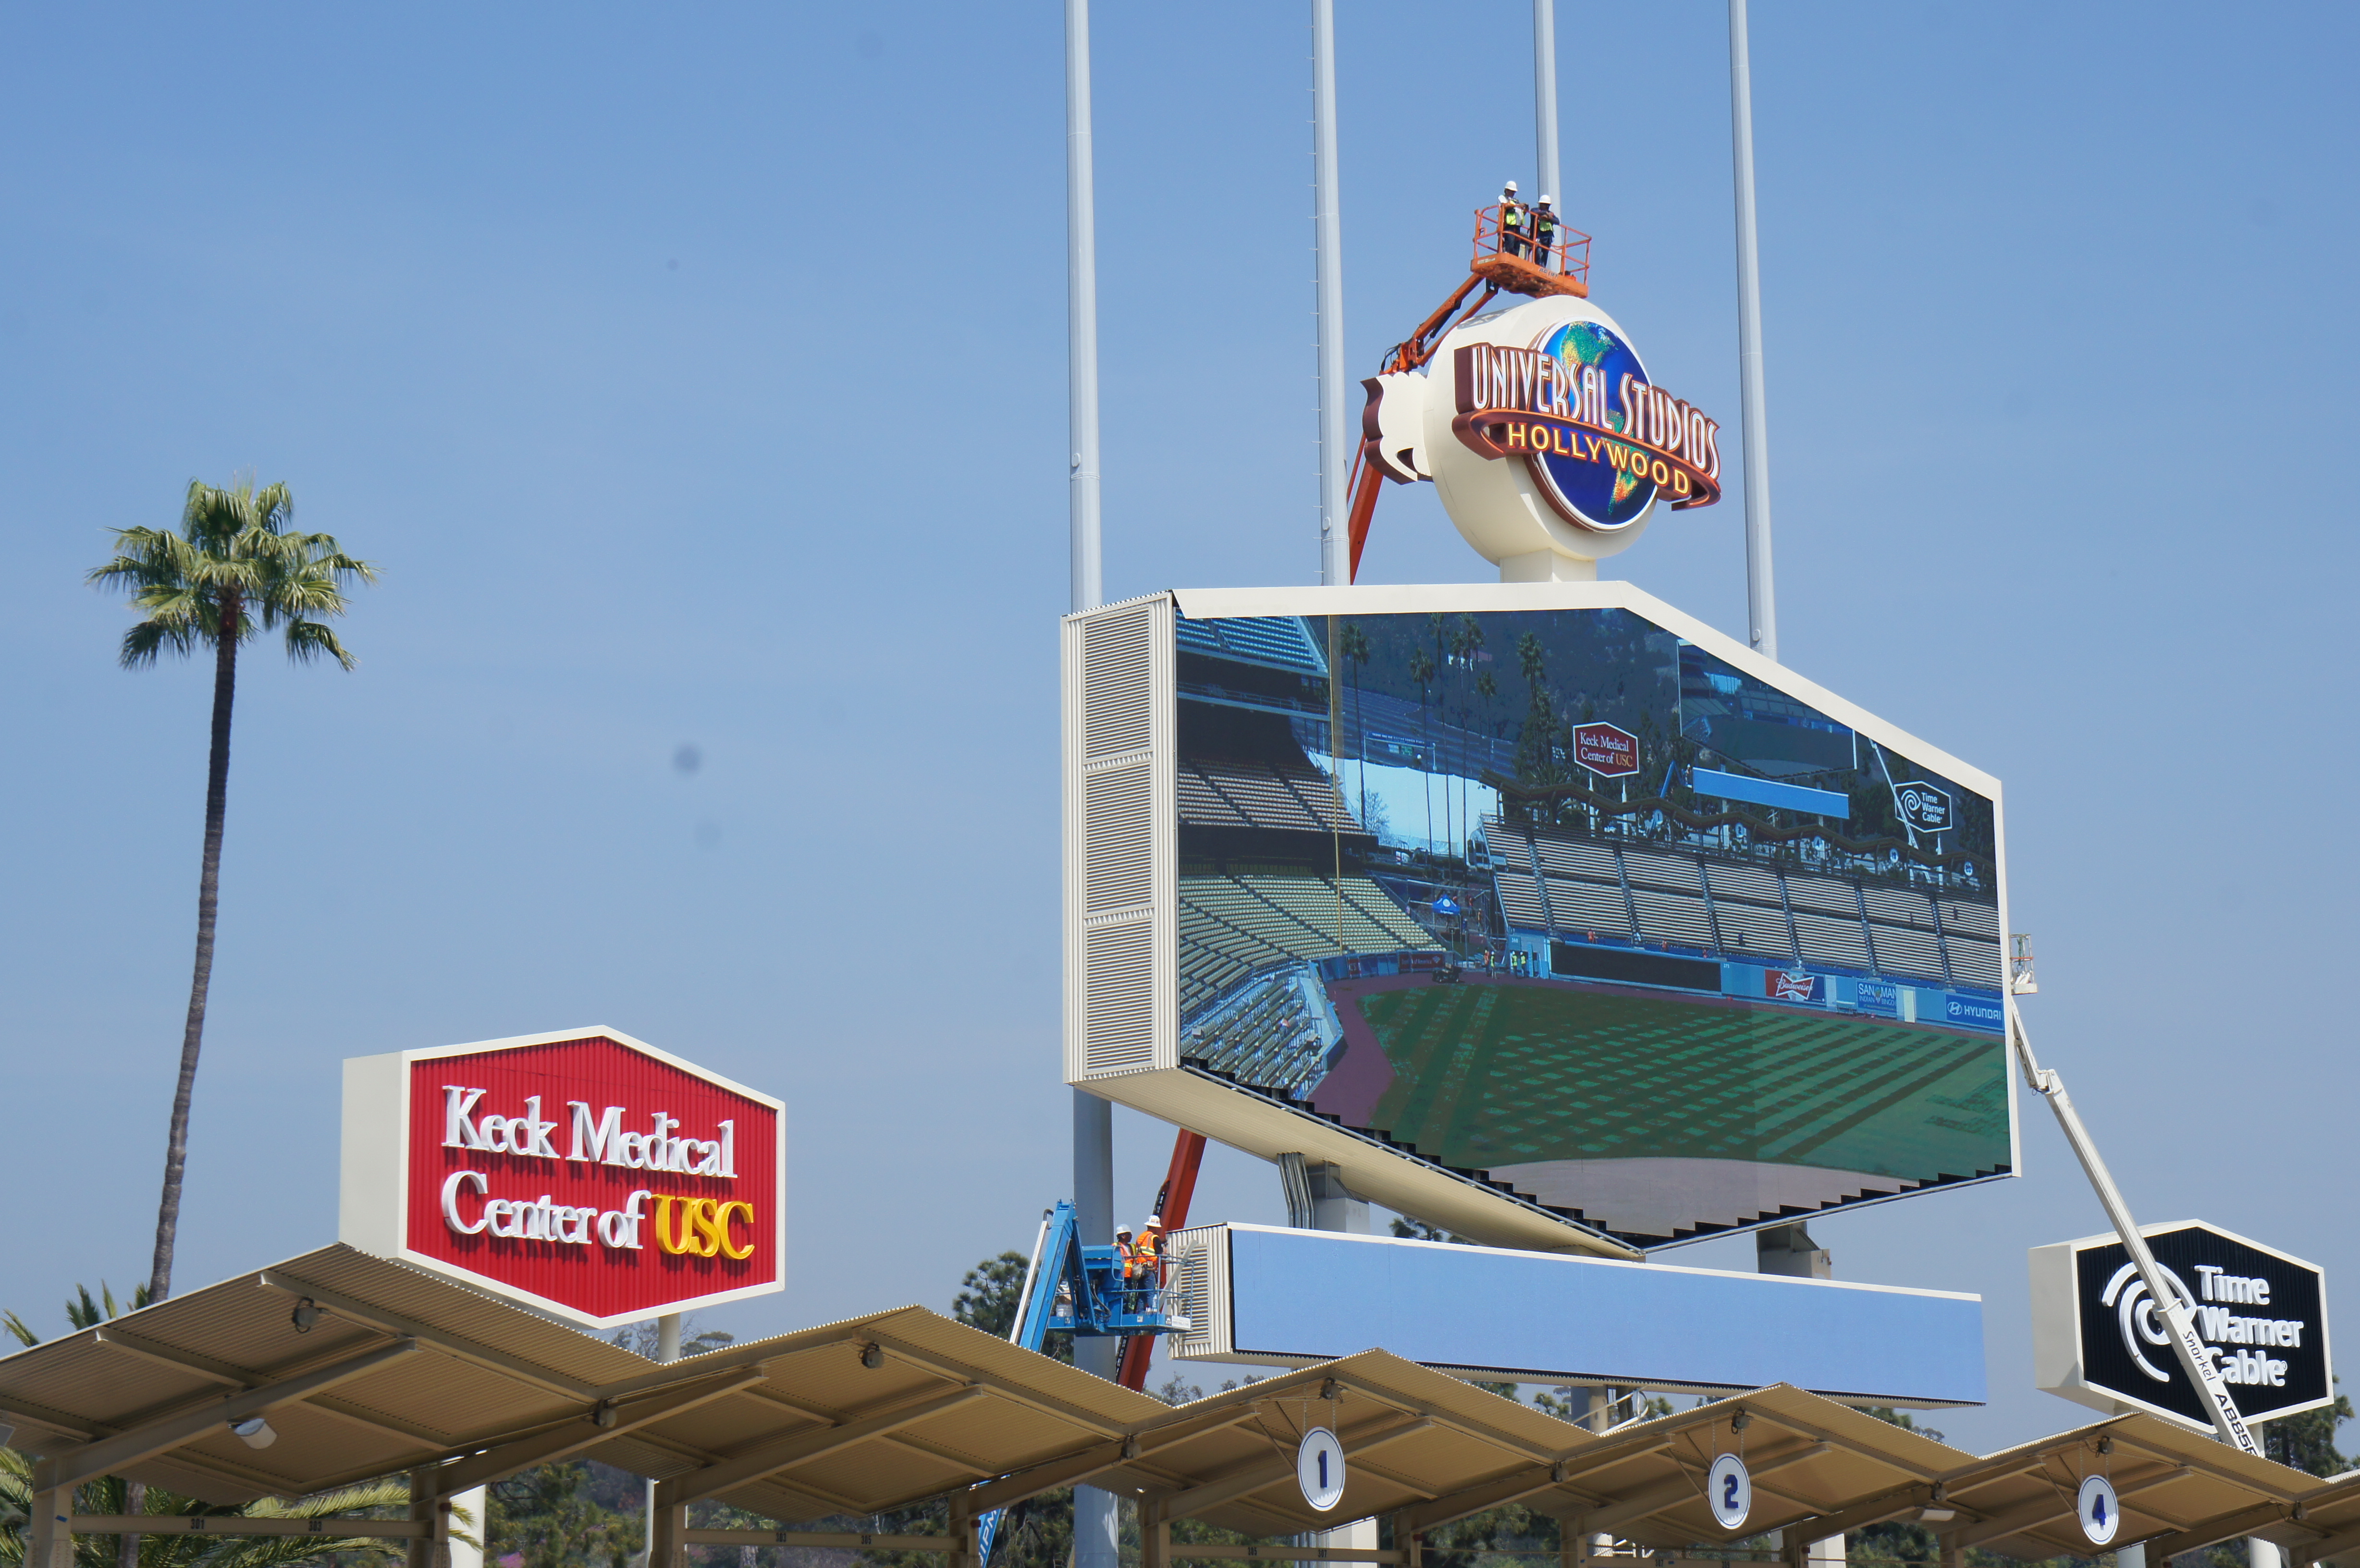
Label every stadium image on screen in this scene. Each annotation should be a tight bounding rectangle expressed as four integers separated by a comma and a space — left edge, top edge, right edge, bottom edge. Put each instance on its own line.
1065, 586, 2014, 1251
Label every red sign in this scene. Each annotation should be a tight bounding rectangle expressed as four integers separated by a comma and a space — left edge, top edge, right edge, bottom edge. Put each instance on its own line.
341, 1028, 784, 1327
1572, 722, 1640, 778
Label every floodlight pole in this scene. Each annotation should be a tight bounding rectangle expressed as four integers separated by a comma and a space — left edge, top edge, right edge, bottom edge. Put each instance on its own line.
1065, 7, 1122, 1568
1727, 0, 1777, 664
1533, 0, 1561, 209
1068, 0, 1103, 612
1312, 0, 1348, 586
2008, 1011, 2259, 1455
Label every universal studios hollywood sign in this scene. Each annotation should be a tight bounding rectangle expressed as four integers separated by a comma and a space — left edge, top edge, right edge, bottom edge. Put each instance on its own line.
341, 1026, 785, 1327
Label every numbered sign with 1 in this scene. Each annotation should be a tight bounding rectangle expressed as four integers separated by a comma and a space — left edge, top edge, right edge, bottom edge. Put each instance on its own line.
1297, 1427, 1347, 1512
1707, 1453, 1752, 1531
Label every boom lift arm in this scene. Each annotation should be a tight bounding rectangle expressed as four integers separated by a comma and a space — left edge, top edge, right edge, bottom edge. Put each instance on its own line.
983, 1197, 1194, 1564
2009, 1010, 2258, 1454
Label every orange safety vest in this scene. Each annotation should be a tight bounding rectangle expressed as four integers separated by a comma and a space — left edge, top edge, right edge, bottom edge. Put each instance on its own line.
1134, 1232, 1162, 1274
1116, 1238, 1137, 1276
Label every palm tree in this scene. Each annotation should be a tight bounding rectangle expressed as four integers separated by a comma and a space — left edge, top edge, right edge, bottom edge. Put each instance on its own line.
1338, 623, 1372, 827
88, 480, 375, 1305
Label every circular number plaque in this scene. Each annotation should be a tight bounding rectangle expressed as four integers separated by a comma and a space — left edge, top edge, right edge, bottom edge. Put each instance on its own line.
1297, 1427, 1347, 1512
1708, 1453, 1752, 1531
2077, 1475, 2121, 1546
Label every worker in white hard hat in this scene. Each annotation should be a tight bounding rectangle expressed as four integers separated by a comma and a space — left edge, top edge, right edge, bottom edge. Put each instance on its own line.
1532, 196, 1559, 271
1500, 181, 1529, 258
1134, 1215, 1165, 1311
1115, 1224, 1140, 1312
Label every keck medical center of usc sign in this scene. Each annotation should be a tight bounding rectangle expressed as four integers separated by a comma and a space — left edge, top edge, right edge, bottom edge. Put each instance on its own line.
341, 1027, 785, 1327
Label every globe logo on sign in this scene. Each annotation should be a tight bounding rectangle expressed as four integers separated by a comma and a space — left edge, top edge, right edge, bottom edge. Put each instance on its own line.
1529, 319, 1656, 531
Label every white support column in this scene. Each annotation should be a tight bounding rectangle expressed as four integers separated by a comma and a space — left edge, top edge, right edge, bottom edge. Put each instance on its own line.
2116, 1546, 2146, 1568
1305, 1164, 1374, 1558
1072, 1093, 1119, 1568
640, 1314, 681, 1568
1311, 0, 1348, 586
1066, 0, 1102, 612
1532, 0, 1561, 208
1727, 0, 1778, 663
448, 1488, 485, 1568
1758, 1225, 1841, 1567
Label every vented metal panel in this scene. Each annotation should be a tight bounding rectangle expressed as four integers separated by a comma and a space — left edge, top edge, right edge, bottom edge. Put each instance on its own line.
1082, 765, 1153, 912
1082, 921, 1155, 1072
1082, 612, 1154, 758
1165, 1224, 1232, 1360
1066, 596, 1176, 1083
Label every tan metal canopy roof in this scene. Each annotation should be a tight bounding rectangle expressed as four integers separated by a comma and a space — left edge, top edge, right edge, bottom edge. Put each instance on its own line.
0, 1242, 2332, 1568
2249, 1457, 2360, 1567
0, 1244, 657, 1505
1917, 1411, 2319, 1564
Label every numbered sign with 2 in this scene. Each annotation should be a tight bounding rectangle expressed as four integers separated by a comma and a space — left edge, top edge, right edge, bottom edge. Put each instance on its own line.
1298, 1427, 1347, 1512
1708, 1453, 1751, 1531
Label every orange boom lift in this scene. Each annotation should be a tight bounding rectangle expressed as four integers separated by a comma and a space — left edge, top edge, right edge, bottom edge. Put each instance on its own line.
1345, 205, 1592, 582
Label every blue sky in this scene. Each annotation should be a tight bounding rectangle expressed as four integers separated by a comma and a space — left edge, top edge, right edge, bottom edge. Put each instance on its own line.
5, 1, 2356, 1455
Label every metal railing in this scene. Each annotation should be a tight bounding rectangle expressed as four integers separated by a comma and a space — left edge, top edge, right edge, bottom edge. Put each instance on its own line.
1474, 204, 1590, 285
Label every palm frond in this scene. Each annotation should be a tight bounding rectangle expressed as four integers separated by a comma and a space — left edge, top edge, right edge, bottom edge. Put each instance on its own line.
281, 620, 355, 671
1, 1309, 36, 1348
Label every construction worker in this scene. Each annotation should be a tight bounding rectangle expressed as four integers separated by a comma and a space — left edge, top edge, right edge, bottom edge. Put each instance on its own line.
1499, 180, 1528, 258
1114, 1224, 1138, 1311
1532, 197, 1560, 271
1133, 1214, 1165, 1310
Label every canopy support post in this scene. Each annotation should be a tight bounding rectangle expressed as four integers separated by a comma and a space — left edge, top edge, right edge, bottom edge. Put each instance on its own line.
28, 1484, 73, 1568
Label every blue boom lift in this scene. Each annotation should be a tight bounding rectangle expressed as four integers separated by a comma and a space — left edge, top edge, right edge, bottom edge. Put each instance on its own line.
978, 1200, 1192, 1565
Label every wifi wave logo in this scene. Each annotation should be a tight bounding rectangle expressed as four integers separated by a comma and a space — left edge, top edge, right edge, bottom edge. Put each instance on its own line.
2100, 1262, 2197, 1382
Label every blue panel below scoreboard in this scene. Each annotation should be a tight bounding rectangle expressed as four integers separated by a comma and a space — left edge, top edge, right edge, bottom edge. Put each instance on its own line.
1168, 1223, 1984, 1408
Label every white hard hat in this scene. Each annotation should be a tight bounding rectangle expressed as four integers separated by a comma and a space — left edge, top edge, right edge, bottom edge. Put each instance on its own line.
1538, 195, 1553, 205
1503, 180, 1519, 192
1116, 1224, 1133, 1235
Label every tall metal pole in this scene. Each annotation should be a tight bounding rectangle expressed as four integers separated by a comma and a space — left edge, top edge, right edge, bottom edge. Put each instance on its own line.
1065, 10, 1119, 1568
1311, 0, 1347, 586
1727, 0, 1777, 663
1532, 0, 1561, 208
1068, 0, 1103, 614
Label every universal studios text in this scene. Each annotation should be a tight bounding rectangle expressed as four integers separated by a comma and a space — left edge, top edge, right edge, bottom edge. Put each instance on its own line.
1451, 342, 1722, 513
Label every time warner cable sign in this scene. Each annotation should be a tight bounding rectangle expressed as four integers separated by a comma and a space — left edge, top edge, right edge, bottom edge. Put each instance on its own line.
2030, 1220, 2331, 1430
341, 1026, 785, 1327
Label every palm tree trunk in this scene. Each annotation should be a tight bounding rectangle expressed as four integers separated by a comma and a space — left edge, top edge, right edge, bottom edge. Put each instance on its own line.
149, 600, 238, 1304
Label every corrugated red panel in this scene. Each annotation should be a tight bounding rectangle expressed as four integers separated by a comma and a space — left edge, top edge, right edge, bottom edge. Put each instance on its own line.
403, 1036, 781, 1322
